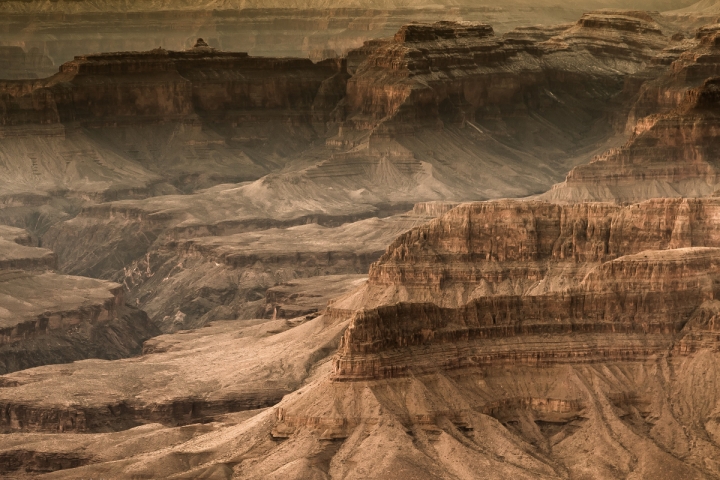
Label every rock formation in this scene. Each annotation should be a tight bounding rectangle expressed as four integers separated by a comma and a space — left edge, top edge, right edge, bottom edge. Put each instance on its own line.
342, 12, 667, 137
0, 1, 685, 80
0, 224, 158, 374
331, 198, 720, 379
6, 10, 720, 479
546, 27, 720, 202
7, 197, 720, 478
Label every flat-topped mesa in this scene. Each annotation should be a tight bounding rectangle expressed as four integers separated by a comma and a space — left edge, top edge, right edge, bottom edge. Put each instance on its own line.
0, 47, 345, 129
331, 198, 720, 380
546, 76, 720, 202
575, 10, 661, 34
393, 21, 494, 43
342, 15, 668, 136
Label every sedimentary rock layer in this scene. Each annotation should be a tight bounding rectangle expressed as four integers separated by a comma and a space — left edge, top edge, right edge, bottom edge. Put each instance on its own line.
0, 225, 158, 374
343, 12, 667, 136
331, 198, 720, 380
1, 48, 346, 128
547, 27, 720, 202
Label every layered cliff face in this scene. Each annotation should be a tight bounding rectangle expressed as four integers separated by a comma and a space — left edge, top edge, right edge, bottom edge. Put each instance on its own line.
327, 198, 720, 379
0, 14, 683, 234
0, 224, 158, 374
546, 74, 720, 202
342, 13, 667, 135
0, 46, 345, 212
8, 198, 720, 478
38, 11, 682, 331
236, 198, 720, 479
542, 23, 720, 204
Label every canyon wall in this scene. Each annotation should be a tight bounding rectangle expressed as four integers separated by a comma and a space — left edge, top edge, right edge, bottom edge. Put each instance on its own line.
2, 48, 345, 127
547, 28, 720, 202
331, 198, 720, 379
0, 225, 159, 374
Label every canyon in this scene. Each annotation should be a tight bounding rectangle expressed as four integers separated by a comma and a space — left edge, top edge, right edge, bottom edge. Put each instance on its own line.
0, 0, 698, 79
4, 1, 720, 479
0, 225, 158, 376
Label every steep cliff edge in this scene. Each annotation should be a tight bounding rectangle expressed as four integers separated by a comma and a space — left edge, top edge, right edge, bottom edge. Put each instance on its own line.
546, 28, 720, 202
328, 198, 720, 379
342, 13, 667, 137
0, 225, 158, 374
8, 198, 720, 479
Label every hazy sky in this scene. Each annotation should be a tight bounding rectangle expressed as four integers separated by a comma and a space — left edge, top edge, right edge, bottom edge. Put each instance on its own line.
0, 0, 704, 14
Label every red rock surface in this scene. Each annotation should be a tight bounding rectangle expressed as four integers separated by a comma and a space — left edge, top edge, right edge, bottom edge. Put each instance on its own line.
547, 28, 720, 202
330, 198, 720, 379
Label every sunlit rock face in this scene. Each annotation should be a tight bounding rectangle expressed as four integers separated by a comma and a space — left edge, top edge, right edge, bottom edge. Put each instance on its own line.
251, 198, 720, 480
342, 12, 668, 134
329, 198, 720, 379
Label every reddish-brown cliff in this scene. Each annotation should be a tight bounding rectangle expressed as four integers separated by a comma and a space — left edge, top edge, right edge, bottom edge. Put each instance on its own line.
547, 75, 720, 202
332, 198, 720, 380
341, 13, 669, 137
0, 47, 346, 130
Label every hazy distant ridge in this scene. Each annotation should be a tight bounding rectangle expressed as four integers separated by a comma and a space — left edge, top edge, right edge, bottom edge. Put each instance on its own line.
0, 0, 700, 14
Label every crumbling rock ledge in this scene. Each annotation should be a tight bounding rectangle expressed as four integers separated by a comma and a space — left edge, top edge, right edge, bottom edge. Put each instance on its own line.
331, 198, 720, 380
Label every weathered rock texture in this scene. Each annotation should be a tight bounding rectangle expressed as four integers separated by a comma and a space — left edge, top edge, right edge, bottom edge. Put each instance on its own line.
0, 226, 158, 374
6, 196, 720, 480
0, 316, 347, 434
0, 1, 693, 80
2, 48, 345, 127
546, 28, 720, 202
0, 13, 679, 211
342, 12, 667, 136
5, 12, 720, 479
329, 198, 720, 379
18, 15, 687, 334
121, 208, 434, 330
0, 46, 347, 220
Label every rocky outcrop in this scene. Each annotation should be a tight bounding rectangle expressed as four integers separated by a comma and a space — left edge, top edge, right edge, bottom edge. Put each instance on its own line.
340, 13, 668, 138
0, 268, 158, 374
542, 24, 720, 205
0, 314, 348, 433
546, 75, 720, 202
119, 211, 430, 331
1, 48, 345, 129
329, 198, 720, 380
0, 225, 159, 374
